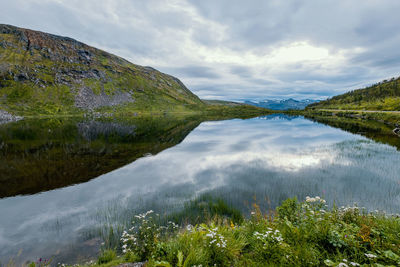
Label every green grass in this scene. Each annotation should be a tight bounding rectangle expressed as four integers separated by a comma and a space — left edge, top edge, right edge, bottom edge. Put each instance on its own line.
310, 97, 400, 111
166, 194, 244, 226
298, 109, 400, 127
50, 197, 400, 267
97, 250, 117, 265
308, 76, 400, 111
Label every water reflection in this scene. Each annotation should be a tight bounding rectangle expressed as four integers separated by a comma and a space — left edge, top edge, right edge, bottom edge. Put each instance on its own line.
0, 116, 201, 197
305, 113, 400, 150
0, 114, 399, 263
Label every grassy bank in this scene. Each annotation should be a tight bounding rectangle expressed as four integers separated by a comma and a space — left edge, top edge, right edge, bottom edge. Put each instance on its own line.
330, 111, 400, 127
2, 99, 273, 121
286, 109, 400, 128
47, 197, 400, 267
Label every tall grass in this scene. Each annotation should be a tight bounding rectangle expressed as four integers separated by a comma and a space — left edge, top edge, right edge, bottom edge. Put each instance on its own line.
59, 196, 400, 267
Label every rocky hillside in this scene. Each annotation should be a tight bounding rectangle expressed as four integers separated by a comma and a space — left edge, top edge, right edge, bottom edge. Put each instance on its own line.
308, 76, 400, 111
0, 24, 204, 115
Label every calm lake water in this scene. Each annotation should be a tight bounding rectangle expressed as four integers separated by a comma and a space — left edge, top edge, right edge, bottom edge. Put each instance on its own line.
1, 114, 400, 264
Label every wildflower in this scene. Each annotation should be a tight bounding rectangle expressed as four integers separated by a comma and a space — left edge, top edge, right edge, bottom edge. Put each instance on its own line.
205, 228, 227, 249
364, 253, 377, 259
305, 196, 326, 204
306, 197, 316, 202
350, 262, 360, 266
254, 229, 284, 246
338, 263, 348, 267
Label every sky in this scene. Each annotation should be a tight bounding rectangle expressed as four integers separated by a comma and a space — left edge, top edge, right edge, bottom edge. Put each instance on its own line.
2, 0, 400, 101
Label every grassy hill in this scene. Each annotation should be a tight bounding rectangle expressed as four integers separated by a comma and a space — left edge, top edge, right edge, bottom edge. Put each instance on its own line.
0, 24, 268, 118
308, 76, 400, 111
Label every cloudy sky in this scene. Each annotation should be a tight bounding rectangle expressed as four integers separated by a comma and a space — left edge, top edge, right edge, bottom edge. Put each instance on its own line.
2, 0, 400, 101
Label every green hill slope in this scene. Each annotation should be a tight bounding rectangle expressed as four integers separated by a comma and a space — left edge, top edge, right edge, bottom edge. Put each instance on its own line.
0, 24, 205, 116
308, 76, 400, 111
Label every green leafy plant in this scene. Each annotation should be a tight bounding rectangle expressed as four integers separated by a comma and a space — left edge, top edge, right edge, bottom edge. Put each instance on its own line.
97, 249, 116, 264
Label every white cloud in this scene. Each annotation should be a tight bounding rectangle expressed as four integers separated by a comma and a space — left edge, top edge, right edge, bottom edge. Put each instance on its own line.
1, 0, 400, 100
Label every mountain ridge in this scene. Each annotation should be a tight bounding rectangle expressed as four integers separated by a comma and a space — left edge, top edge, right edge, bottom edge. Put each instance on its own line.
245, 98, 319, 110
0, 24, 205, 116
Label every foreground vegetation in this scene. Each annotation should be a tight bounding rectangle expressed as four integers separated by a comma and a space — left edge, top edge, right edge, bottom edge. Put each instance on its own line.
47, 197, 400, 267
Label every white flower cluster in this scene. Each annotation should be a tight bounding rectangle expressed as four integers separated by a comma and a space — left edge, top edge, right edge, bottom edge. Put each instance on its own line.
134, 210, 154, 219
186, 224, 194, 232
167, 221, 179, 230
337, 206, 366, 219
120, 230, 137, 253
86, 260, 95, 266
364, 253, 377, 259
205, 227, 227, 249
254, 228, 284, 247
338, 259, 360, 267
305, 196, 326, 204
339, 206, 360, 212
120, 210, 159, 254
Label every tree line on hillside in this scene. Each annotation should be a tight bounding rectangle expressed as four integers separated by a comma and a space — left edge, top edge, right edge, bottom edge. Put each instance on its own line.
308, 76, 400, 110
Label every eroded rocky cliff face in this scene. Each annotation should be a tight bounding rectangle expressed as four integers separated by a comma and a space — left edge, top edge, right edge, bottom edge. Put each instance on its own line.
0, 24, 203, 115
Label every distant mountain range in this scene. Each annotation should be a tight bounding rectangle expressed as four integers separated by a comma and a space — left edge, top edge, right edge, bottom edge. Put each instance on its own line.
244, 98, 320, 110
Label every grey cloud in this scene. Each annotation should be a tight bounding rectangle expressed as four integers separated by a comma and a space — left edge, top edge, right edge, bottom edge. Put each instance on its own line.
350, 48, 400, 70
189, 0, 400, 50
2, 0, 400, 100
161, 66, 221, 79
230, 66, 253, 78
246, 77, 275, 85
275, 67, 369, 85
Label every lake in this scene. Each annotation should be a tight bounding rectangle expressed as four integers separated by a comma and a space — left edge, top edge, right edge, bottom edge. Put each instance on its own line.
1, 114, 399, 264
